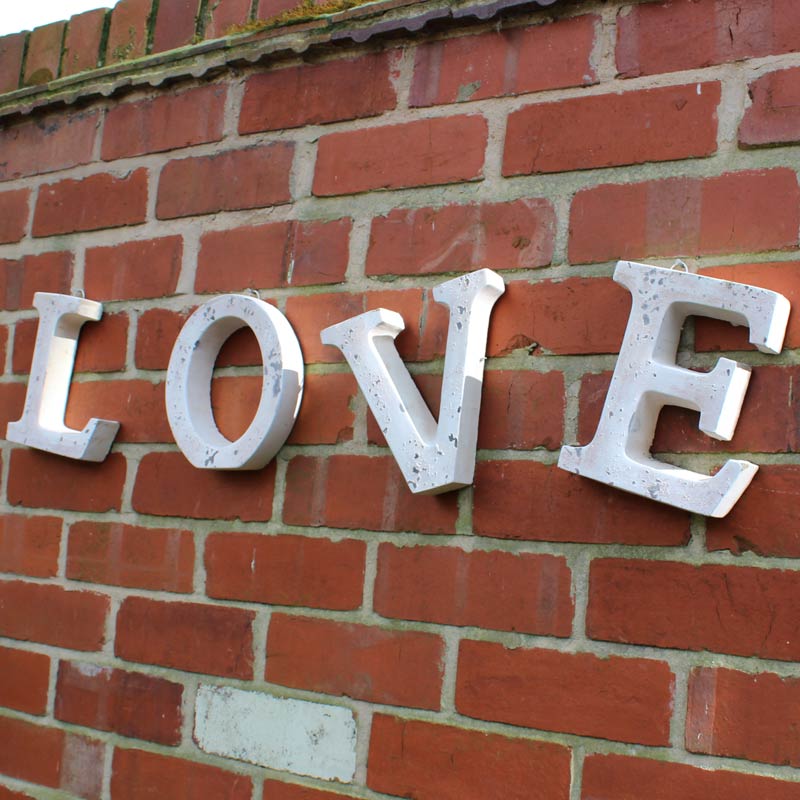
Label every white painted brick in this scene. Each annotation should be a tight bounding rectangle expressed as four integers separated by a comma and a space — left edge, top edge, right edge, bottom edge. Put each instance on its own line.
194, 684, 357, 782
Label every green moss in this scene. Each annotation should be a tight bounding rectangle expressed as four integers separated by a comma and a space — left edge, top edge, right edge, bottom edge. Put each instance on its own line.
225, 0, 378, 36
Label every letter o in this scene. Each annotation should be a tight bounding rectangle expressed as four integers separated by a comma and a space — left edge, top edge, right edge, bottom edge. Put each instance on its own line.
166, 294, 303, 469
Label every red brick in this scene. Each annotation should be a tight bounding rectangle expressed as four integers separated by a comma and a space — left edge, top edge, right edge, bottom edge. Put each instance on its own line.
375, 544, 573, 635
285, 287, 447, 364
258, 0, 303, 17
290, 372, 357, 444
588, 559, 800, 661
0, 189, 29, 243
13, 312, 128, 375
696, 262, 800, 351
617, 0, 800, 79
457, 639, 673, 745
8, 449, 126, 513
369, 715, 571, 800
116, 596, 254, 678
65, 379, 171, 443
0, 326, 6, 373
197, 218, 350, 292
205, 0, 252, 37
488, 278, 630, 356
0, 787, 34, 800
135, 307, 192, 370
241, 53, 395, 134
0, 645, 50, 714
259, 782, 357, 800
132, 451, 275, 521
0, 109, 98, 182
569, 169, 800, 264
56, 661, 183, 745
0, 383, 25, 437
284, 454, 458, 534
103, 85, 226, 160
505, 82, 719, 176
106, 0, 151, 63
266, 613, 444, 709
740, 67, 800, 148
0, 717, 103, 799
411, 15, 596, 107
85, 237, 182, 300
157, 144, 294, 219
206, 532, 364, 609
33, 169, 148, 237
473, 460, 690, 545
706, 465, 800, 558
0, 579, 108, 651
0, 513, 61, 578
111, 748, 252, 800
582, 753, 800, 800
314, 115, 487, 196
0, 32, 26, 94
0, 250, 72, 311
366, 199, 554, 276
23, 22, 65, 86
152, 0, 198, 52
67, 521, 194, 593
62, 9, 106, 76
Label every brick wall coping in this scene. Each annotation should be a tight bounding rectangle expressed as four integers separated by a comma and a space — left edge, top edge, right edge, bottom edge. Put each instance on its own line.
0, 0, 559, 121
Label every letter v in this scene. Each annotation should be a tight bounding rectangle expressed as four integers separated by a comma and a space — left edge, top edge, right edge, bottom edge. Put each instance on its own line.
321, 269, 504, 494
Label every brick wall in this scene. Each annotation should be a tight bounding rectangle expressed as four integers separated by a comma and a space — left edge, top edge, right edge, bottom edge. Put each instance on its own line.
2, 0, 800, 797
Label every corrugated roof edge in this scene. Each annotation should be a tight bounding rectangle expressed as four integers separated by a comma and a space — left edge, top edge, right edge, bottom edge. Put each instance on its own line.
0, 0, 562, 121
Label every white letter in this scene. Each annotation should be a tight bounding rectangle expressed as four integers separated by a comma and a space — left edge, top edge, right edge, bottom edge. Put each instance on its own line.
559, 261, 790, 518
321, 268, 504, 494
166, 294, 303, 469
6, 292, 119, 461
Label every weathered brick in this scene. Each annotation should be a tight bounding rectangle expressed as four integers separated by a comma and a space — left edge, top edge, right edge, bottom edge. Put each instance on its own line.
283, 455, 458, 534
135, 307, 192, 370
0, 384, 25, 437
0, 645, 50, 715
8, 450, 126, 513
457, 639, 673, 745
375, 544, 573, 635
314, 115, 487, 195
288, 372, 357, 444
116, 596, 254, 678
258, 0, 303, 17
0, 717, 103, 799
132, 451, 275, 521
85, 237, 182, 300
240, 53, 396, 133
368, 715, 571, 800
0, 786, 34, 800
569, 169, 800, 264
205, 0, 252, 37
740, 67, 800, 148
111, 748, 252, 800
103, 85, 227, 160
0, 513, 61, 578
0, 579, 108, 651
0, 250, 72, 311
23, 22, 65, 86
67, 521, 194, 592
196, 218, 350, 292
411, 14, 597, 106
366, 199, 554, 276
0, 32, 26, 94
106, 0, 151, 63
0, 189, 30, 244
617, 0, 800, 78
473, 460, 690, 545
582, 753, 800, 800
259, 782, 357, 800
157, 144, 294, 219
505, 83, 719, 176
206, 532, 364, 609
56, 661, 183, 745
33, 169, 148, 237
588, 559, 800, 661
488, 278, 630, 356
62, 9, 106, 77
706, 466, 800, 558
152, 0, 198, 53
0, 110, 98, 182
695, 262, 800, 350
266, 614, 444, 709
